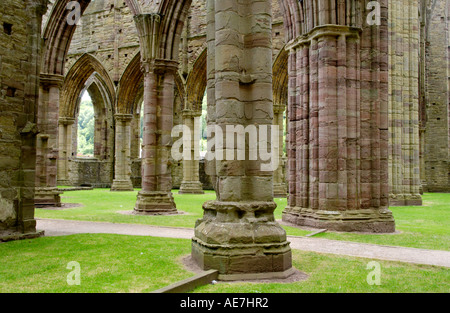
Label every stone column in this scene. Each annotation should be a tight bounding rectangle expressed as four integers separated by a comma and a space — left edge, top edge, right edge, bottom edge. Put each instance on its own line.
57, 117, 75, 186
35, 74, 64, 207
273, 104, 287, 197
192, 0, 293, 280
421, 0, 450, 192
388, 0, 422, 206
111, 114, 134, 191
282, 8, 395, 233
133, 14, 177, 215
179, 110, 204, 194
1, 0, 47, 240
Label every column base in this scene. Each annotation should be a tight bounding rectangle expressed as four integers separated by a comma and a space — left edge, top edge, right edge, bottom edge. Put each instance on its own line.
273, 183, 287, 198
179, 181, 204, 194
134, 191, 178, 215
282, 206, 396, 233
192, 200, 293, 278
34, 187, 63, 207
389, 193, 423, 206
0, 229, 45, 242
111, 179, 134, 192
57, 179, 72, 186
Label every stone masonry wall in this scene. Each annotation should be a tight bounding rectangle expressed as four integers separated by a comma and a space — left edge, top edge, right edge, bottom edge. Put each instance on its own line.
60, 0, 288, 188
66, 0, 140, 83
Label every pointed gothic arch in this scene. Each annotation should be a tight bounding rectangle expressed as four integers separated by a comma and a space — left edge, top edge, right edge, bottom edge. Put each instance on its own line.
42, 0, 141, 75
60, 53, 115, 118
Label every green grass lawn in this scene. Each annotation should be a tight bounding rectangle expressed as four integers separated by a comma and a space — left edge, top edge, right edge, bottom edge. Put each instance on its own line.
195, 250, 450, 293
0, 234, 193, 293
35, 189, 450, 251
0, 234, 448, 293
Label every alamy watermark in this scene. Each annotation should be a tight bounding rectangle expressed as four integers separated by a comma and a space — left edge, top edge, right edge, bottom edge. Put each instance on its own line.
66, 261, 81, 286
171, 118, 281, 172
65, 1, 382, 27
66, 1, 82, 26
367, 1, 382, 26
366, 261, 382, 286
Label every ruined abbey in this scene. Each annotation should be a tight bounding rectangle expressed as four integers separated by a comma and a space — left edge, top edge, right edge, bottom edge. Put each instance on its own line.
0, 0, 448, 278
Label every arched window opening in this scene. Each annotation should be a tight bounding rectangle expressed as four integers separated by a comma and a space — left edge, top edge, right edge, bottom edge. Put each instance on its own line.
200, 90, 207, 158
77, 90, 95, 158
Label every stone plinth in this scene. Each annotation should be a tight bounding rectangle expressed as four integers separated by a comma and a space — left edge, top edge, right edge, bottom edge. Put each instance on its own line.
283, 207, 395, 233
134, 191, 177, 215
179, 181, 205, 194
192, 201, 293, 280
34, 187, 63, 207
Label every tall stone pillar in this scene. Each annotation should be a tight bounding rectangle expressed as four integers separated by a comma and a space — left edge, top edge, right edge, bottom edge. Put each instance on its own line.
111, 114, 134, 191
179, 110, 204, 194
273, 104, 287, 197
35, 74, 64, 206
420, 0, 450, 192
282, 3, 395, 233
192, 0, 293, 280
388, 0, 422, 206
133, 14, 177, 215
57, 117, 75, 186
1, 0, 47, 240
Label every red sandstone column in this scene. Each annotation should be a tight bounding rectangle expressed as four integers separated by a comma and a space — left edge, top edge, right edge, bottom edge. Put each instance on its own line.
179, 110, 204, 194
111, 114, 134, 191
133, 59, 178, 214
133, 14, 177, 215
35, 74, 64, 207
282, 3, 395, 233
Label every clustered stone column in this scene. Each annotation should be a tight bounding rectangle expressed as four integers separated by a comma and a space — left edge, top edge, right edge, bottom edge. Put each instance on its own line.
282, 2, 395, 233
179, 110, 204, 194
133, 14, 177, 215
111, 114, 134, 191
273, 104, 287, 197
57, 117, 75, 186
192, 0, 294, 280
388, 0, 422, 206
419, 0, 450, 193
34, 74, 64, 206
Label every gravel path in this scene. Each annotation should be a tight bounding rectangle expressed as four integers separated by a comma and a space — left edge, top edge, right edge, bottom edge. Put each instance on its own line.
36, 218, 450, 268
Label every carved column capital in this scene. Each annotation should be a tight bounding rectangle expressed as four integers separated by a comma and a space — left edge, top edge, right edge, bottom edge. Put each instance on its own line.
182, 109, 202, 118
40, 73, 64, 88
114, 113, 133, 122
134, 13, 162, 63
273, 104, 286, 114
140, 59, 179, 75
27, 0, 50, 16
59, 117, 76, 126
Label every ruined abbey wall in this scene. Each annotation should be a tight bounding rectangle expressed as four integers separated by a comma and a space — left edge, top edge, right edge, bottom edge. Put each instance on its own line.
58, 0, 288, 189
1, 0, 448, 242
0, 0, 46, 238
